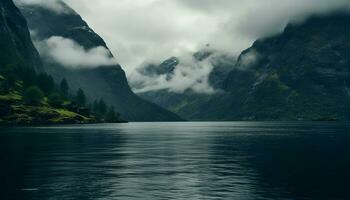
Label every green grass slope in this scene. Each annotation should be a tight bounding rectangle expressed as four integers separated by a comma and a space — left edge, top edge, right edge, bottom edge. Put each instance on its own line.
0, 77, 96, 125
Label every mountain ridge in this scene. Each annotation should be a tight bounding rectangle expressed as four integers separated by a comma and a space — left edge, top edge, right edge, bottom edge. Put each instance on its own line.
17, 0, 183, 122
0, 0, 105, 125
138, 12, 350, 121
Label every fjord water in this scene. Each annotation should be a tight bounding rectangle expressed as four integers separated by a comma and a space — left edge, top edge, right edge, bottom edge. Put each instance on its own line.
1, 122, 350, 200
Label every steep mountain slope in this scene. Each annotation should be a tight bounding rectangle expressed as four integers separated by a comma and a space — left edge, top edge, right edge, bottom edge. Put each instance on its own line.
17, 1, 182, 121
219, 12, 350, 121
138, 12, 350, 121
0, 0, 41, 71
0, 0, 98, 125
137, 52, 234, 119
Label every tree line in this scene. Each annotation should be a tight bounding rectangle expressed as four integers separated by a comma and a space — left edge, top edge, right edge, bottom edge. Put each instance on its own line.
0, 65, 122, 122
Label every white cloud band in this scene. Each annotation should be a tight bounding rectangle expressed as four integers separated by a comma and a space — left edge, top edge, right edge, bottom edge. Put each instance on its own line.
36, 36, 118, 69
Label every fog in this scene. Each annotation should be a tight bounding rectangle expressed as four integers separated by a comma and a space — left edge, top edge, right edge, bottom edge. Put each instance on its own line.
14, 0, 350, 93
61, 0, 350, 73
35, 36, 118, 69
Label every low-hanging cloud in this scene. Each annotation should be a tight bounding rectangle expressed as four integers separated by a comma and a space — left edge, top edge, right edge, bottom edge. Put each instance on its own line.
235, 50, 259, 70
36, 36, 118, 69
17, 0, 350, 92
62, 0, 350, 75
15, 0, 71, 14
131, 53, 216, 94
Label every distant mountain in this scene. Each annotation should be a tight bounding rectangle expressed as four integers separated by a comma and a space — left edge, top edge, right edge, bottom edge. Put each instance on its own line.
137, 57, 179, 80
137, 51, 235, 120
138, 12, 350, 121
17, 1, 183, 122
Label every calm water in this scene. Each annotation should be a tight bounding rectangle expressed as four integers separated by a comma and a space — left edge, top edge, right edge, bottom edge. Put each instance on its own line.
1, 122, 350, 200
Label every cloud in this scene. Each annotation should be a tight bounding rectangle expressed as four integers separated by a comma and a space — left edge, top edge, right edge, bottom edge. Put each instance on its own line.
131, 53, 216, 94
36, 36, 118, 69
236, 50, 259, 70
15, 0, 72, 14
231, 0, 350, 38
18, 0, 350, 92
61, 0, 350, 76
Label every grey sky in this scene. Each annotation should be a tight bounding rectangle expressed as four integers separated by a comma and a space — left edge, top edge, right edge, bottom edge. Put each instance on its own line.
61, 0, 350, 75
14, 0, 350, 93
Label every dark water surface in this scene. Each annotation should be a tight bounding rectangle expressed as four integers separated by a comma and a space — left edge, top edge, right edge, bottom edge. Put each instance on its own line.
1, 122, 350, 200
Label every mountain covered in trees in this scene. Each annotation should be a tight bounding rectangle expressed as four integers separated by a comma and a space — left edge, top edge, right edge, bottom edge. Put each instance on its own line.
0, 0, 83, 124
138, 12, 350, 121
2, 0, 349, 123
16, 0, 183, 122
219, 12, 350, 121
0, 0, 124, 125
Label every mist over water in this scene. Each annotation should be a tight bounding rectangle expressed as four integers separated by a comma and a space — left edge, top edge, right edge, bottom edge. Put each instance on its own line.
1, 122, 350, 200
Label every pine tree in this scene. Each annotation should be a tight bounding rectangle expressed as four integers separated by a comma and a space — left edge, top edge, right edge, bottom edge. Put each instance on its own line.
60, 78, 69, 96
98, 99, 107, 115
76, 88, 86, 106
37, 73, 55, 94
106, 106, 116, 122
92, 100, 99, 114
48, 93, 64, 108
23, 86, 44, 106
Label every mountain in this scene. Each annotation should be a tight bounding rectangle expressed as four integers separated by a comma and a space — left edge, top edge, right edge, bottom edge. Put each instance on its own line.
16, 0, 183, 122
138, 12, 350, 121
0, 0, 100, 125
136, 51, 235, 120
0, 0, 41, 71
219, 12, 350, 121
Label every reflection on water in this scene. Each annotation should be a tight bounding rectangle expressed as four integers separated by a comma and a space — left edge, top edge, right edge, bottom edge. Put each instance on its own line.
1, 122, 350, 200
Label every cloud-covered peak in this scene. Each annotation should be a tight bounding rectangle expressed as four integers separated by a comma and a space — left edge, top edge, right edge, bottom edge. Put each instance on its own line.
130, 53, 218, 94
17, 0, 350, 93
61, 0, 350, 75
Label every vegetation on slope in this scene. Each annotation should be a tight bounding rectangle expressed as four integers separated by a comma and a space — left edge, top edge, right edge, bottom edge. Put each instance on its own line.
18, 1, 184, 122
140, 13, 350, 121
0, 66, 125, 125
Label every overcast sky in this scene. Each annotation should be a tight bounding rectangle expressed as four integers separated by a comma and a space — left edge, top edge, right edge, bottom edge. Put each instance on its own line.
60, 0, 350, 74
15, 0, 350, 93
